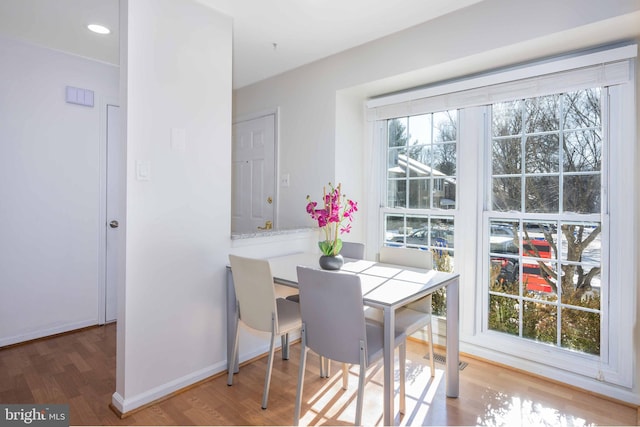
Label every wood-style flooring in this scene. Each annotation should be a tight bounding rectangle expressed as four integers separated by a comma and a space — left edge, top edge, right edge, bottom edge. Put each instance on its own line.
0, 324, 637, 426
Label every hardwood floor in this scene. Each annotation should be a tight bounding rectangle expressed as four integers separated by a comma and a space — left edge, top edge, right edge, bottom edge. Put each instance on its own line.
0, 324, 637, 426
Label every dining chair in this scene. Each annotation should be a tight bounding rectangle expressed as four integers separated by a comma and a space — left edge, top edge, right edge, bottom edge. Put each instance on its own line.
227, 254, 302, 409
341, 241, 366, 259
286, 241, 366, 377
378, 246, 436, 377
294, 266, 406, 426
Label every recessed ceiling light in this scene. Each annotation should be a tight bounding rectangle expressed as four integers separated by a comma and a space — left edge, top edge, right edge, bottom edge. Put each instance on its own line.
87, 24, 111, 35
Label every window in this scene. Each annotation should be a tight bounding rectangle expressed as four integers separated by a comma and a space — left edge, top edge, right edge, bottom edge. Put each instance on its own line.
488, 89, 603, 355
382, 111, 458, 315
367, 45, 636, 394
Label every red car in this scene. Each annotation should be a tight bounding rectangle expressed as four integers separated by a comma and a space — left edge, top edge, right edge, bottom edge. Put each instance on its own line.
522, 239, 552, 293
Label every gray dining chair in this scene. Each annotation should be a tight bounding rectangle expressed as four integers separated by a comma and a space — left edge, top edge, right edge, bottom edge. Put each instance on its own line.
227, 254, 302, 409
378, 246, 436, 377
340, 241, 366, 259
293, 266, 406, 426
286, 241, 366, 377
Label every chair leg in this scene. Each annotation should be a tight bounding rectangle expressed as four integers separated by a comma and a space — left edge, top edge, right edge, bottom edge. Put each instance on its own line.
319, 356, 326, 378
427, 322, 435, 377
325, 357, 331, 377
294, 324, 308, 426
355, 340, 366, 426
227, 318, 240, 386
342, 363, 348, 390
261, 324, 277, 409
399, 342, 406, 414
281, 333, 290, 360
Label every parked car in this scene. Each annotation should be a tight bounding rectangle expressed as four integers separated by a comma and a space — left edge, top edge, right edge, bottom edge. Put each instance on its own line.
391, 227, 453, 248
490, 223, 553, 293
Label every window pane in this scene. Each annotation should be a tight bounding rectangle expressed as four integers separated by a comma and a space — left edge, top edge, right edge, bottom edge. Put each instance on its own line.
525, 134, 559, 173
525, 176, 559, 213
433, 142, 457, 175
387, 147, 407, 178
560, 266, 601, 309
561, 307, 600, 355
432, 217, 454, 248
407, 179, 430, 209
523, 301, 557, 344
492, 138, 521, 175
522, 259, 555, 296
523, 221, 556, 243
433, 177, 456, 209
559, 222, 601, 262
387, 180, 405, 208
492, 100, 522, 137
493, 177, 521, 211
526, 94, 560, 133
563, 130, 602, 172
434, 110, 457, 142
408, 114, 431, 146
564, 175, 600, 213
564, 88, 601, 129
490, 258, 519, 295
406, 145, 431, 177
384, 215, 406, 245
488, 294, 520, 335
388, 118, 407, 147
558, 222, 601, 309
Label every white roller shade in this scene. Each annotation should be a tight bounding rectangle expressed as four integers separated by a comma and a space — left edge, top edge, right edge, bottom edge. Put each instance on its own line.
367, 44, 637, 121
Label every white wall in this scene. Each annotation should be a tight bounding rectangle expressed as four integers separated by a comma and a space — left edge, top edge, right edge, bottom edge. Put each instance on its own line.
233, 0, 640, 404
234, 0, 640, 235
0, 36, 119, 346
112, 0, 233, 413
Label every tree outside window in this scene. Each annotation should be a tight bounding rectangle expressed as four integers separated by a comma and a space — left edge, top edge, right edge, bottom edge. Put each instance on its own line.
488, 88, 602, 355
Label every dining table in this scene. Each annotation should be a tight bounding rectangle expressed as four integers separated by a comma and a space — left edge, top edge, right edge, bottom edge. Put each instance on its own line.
226, 252, 460, 426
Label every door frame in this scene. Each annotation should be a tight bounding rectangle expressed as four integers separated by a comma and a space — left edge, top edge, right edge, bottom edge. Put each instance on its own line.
98, 97, 121, 325
233, 107, 280, 230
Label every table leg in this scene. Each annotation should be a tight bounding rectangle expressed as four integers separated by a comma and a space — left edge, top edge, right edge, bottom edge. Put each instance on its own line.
383, 306, 395, 426
445, 277, 459, 397
226, 267, 239, 374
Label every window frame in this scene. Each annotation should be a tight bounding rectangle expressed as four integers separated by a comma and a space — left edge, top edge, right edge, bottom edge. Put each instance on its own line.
366, 45, 637, 396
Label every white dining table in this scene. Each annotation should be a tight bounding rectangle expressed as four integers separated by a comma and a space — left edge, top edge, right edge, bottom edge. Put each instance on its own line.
226, 252, 460, 426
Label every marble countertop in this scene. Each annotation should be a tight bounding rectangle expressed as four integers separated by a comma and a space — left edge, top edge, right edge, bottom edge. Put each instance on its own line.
231, 227, 316, 240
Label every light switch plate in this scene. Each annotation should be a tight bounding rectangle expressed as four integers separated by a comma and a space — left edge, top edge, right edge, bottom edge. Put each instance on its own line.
136, 160, 151, 181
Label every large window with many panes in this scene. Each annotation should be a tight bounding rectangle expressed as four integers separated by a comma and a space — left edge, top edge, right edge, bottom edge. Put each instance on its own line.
368, 47, 636, 392
382, 111, 457, 315
487, 88, 603, 355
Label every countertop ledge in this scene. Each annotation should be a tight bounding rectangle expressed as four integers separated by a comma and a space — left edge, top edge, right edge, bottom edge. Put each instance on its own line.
231, 227, 316, 240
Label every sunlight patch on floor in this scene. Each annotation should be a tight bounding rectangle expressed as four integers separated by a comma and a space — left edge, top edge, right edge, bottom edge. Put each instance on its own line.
475, 395, 591, 427
299, 360, 445, 426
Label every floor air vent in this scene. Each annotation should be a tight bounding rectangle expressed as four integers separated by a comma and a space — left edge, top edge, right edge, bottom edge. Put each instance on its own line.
424, 352, 468, 370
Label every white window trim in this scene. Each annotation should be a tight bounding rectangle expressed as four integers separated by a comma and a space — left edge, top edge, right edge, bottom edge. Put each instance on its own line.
367, 44, 638, 403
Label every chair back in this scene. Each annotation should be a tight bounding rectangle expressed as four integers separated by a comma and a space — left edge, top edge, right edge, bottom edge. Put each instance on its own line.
296, 266, 367, 365
340, 241, 365, 260
379, 246, 433, 269
229, 255, 278, 333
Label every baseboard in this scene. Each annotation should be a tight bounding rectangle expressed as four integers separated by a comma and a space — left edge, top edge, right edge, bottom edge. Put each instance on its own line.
111, 336, 303, 417
0, 319, 98, 347
110, 360, 228, 415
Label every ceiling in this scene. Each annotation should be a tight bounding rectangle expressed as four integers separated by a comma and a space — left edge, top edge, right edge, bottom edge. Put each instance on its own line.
0, 0, 483, 88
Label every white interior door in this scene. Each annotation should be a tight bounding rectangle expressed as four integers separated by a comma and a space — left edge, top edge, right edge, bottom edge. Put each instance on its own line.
232, 114, 276, 233
105, 104, 122, 323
